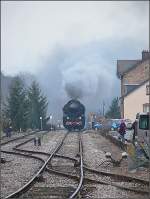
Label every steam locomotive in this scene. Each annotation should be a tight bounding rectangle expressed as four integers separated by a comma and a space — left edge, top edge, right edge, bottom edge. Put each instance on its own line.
63, 99, 85, 131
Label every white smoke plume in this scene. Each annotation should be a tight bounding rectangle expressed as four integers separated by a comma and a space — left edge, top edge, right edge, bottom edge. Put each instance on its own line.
37, 44, 120, 120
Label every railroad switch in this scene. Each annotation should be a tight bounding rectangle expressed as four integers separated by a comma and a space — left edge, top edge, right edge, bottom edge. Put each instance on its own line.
76, 153, 80, 158
38, 137, 41, 146
1, 158, 6, 164
78, 191, 82, 199
34, 138, 37, 146
74, 160, 80, 167
105, 152, 127, 167
48, 162, 52, 168
34, 137, 42, 146
110, 156, 127, 167
111, 159, 122, 167
36, 174, 45, 182
74, 153, 80, 167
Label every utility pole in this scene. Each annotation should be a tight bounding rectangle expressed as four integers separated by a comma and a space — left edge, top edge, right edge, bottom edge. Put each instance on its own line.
103, 101, 105, 116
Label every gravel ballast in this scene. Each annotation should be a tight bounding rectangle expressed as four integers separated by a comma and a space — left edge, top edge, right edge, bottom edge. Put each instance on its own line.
1, 153, 42, 198
82, 130, 149, 198
1, 130, 149, 199
18, 131, 66, 154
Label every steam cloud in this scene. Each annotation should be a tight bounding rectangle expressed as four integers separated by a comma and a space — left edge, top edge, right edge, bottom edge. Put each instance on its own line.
37, 44, 120, 120
65, 82, 83, 99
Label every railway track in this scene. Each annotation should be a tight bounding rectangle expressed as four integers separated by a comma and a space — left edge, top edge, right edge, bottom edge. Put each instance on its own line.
6, 147, 148, 195
17, 131, 83, 199
81, 130, 149, 198
1, 130, 50, 198
1, 131, 31, 143
1, 130, 41, 144
1, 130, 45, 152
2, 131, 81, 198
39, 131, 149, 197
69, 132, 84, 198
2, 131, 68, 198
48, 135, 149, 196
1, 130, 149, 198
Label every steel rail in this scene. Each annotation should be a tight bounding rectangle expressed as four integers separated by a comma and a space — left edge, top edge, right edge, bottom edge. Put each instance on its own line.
45, 143, 149, 194
5, 132, 69, 199
3, 129, 148, 197
1, 130, 41, 146
84, 166, 149, 185
10, 147, 148, 194
14, 147, 77, 162
16, 135, 148, 194
51, 154, 149, 184
12, 131, 49, 150
46, 167, 149, 194
1, 150, 45, 163
1, 131, 31, 140
69, 132, 84, 199
12, 138, 149, 187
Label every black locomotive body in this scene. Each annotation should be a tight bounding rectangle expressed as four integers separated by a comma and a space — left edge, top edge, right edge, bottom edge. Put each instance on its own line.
63, 99, 85, 131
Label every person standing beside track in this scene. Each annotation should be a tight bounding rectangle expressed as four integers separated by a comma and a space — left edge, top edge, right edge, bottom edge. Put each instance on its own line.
132, 119, 138, 143
118, 119, 126, 143
5, 126, 12, 137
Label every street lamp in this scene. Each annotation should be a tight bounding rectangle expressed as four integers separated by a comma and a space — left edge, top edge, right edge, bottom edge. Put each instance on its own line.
58, 120, 61, 129
50, 114, 52, 131
40, 117, 42, 130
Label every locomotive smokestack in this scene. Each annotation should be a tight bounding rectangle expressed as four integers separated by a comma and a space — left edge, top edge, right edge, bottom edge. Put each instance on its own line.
65, 83, 83, 99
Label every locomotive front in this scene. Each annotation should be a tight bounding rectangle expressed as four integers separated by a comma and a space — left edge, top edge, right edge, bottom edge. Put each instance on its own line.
63, 99, 85, 131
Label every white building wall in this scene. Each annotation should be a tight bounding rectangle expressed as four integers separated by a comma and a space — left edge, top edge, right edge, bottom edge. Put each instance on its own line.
124, 82, 149, 121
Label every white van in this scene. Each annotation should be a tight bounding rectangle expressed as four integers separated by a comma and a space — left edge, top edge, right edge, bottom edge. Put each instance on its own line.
136, 112, 149, 159
136, 112, 149, 144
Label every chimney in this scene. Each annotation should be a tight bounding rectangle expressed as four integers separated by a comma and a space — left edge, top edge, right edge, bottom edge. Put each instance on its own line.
142, 50, 150, 60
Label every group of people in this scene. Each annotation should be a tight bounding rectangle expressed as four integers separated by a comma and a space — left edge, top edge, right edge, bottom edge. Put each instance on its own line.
118, 119, 137, 143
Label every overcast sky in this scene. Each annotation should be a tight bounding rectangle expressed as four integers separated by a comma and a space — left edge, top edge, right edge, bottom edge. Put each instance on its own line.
1, 1, 149, 119
2, 1, 149, 75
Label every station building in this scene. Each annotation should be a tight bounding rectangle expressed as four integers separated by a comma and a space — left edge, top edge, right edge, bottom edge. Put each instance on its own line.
117, 50, 150, 121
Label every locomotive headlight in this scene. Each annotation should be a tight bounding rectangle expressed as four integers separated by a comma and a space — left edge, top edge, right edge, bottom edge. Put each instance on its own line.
78, 116, 82, 119
67, 117, 69, 119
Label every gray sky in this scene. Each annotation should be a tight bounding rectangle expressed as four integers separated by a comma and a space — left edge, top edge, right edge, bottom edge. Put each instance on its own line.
1, 1, 149, 119
2, 1, 149, 75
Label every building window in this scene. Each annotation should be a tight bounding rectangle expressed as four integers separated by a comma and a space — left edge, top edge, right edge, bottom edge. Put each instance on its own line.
143, 103, 149, 113
146, 85, 150, 95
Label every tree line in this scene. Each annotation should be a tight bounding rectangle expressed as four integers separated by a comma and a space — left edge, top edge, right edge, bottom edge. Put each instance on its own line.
2, 75, 121, 132
105, 97, 121, 119
2, 76, 48, 131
